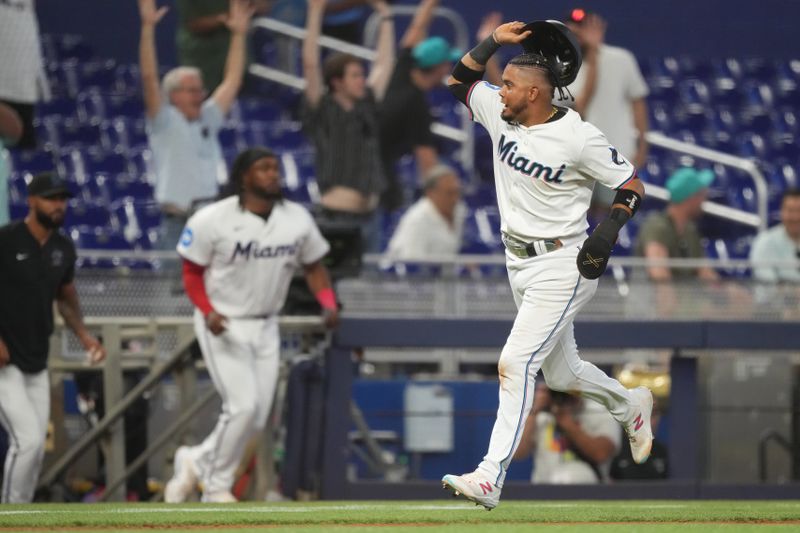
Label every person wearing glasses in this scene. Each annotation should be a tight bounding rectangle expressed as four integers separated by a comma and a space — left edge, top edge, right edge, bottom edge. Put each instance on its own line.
138, 0, 254, 249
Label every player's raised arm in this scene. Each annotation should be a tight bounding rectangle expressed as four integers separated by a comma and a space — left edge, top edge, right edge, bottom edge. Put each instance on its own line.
210, 0, 255, 115
447, 21, 531, 105
138, 0, 169, 119
302, 0, 327, 109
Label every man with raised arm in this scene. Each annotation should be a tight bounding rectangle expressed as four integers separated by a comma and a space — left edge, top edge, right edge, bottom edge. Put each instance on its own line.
138, 0, 254, 248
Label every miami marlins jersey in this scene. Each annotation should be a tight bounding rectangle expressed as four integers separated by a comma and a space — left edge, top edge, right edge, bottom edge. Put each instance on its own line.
467, 81, 636, 241
177, 196, 329, 317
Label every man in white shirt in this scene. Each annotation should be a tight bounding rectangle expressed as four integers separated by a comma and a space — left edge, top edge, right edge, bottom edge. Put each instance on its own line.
750, 189, 800, 283
0, 0, 50, 149
138, 0, 253, 248
564, 8, 649, 206
513, 386, 621, 484
386, 164, 466, 260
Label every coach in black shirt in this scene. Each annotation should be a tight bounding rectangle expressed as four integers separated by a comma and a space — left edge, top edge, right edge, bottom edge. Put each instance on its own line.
0, 171, 105, 503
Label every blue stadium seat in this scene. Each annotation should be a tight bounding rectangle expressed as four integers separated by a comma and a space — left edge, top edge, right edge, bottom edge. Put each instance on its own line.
741, 58, 777, 81
64, 199, 111, 227
104, 94, 144, 119
678, 79, 711, 106
69, 225, 131, 249
41, 34, 94, 63
677, 56, 713, 80
57, 119, 103, 149
9, 150, 56, 175
101, 117, 148, 152
105, 174, 154, 201
7, 172, 31, 204
110, 198, 162, 237
77, 60, 118, 91
37, 97, 78, 120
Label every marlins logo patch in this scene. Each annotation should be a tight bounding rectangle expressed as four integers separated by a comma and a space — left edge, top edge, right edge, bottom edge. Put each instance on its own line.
609, 147, 626, 166
180, 227, 194, 247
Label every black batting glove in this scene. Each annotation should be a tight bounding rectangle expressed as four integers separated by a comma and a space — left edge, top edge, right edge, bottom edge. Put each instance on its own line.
576, 219, 618, 279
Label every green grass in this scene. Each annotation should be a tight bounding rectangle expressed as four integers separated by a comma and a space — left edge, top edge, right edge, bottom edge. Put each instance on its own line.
0, 501, 798, 532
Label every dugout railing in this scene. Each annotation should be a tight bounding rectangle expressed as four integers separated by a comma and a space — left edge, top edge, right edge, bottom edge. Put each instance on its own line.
35, 255, 800, 501
40, 315, 329, 502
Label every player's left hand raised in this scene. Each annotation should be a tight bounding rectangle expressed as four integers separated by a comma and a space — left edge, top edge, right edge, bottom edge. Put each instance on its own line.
492, 21, 532, 45
576, 221, 615, 279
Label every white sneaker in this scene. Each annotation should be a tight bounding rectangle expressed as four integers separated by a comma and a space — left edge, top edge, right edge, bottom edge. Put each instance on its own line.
202, 491, 238, 503
625, 386, 654, 464
441, 471, 501, 510
164, 446, 198, 503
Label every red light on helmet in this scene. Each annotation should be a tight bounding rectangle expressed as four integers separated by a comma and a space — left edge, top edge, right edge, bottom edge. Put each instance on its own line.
570, 9, 586, 22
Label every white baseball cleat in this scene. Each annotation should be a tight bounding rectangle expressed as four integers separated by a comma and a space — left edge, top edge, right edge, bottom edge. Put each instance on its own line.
202, 491, 238, 503
164, 446, 198, 503
625, 386, 654, 464
441, 471, 501, 510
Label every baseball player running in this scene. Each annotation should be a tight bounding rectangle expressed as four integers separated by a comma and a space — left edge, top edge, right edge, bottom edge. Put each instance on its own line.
164, 147, 339, 503
441, 20, 653, 509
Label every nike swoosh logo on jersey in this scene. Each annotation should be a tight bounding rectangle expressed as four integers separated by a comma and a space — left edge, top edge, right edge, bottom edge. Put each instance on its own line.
16, 253, 29, 261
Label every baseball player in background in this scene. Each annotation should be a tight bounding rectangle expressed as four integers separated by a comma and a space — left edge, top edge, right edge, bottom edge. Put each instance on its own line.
164, 147, 339, 503
0, 172, 106, 503
441, 20, 653, 509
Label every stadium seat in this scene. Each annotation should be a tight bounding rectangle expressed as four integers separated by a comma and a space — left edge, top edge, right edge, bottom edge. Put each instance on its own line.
41, 35, 94, 70
57, 119, 103, 149
69, 225, 131, 249
105, 174, 155, 201
64, 199, 111, 227
9, 150, 56, 175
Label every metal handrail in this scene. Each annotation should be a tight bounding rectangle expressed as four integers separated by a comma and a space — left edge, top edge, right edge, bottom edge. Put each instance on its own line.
41, 316, 328, 501
250, 11, 474, 173
72, 248, 799, 271
646, 131, 768, 231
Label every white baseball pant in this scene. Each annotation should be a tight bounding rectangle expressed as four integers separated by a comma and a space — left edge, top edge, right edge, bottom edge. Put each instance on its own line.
190, 312, 280, 496
477, 240, 636, 487
0, 365, 49, 503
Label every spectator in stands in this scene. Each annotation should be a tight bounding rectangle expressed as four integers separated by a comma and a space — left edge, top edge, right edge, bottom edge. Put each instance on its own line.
175, 0, 269, 94
378, 0, 460, 211
0, 0, 50, 149
634, 167, 719, 281
564, 8, 649, 207
513, 385, 622, 484
139, 0, 254, 249
749, 188, 800, 283
0, 103, 24, 225
0, 172, 106, 503
385, 164, 465, 260
302, 0, 394, 251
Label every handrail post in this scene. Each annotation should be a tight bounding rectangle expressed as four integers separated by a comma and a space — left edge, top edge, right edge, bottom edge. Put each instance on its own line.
100, 322, 126, 502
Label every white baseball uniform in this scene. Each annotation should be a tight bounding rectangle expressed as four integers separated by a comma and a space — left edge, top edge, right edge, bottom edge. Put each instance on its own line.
176, 195, 329, 496
463, 81, 640, 487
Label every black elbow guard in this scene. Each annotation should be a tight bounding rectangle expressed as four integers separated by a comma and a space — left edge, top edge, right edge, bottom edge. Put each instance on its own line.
609, 187, 642, 225
452, 61, 483, 85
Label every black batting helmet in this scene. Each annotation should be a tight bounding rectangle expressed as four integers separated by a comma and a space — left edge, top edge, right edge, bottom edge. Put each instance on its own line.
519, 20, 582, 88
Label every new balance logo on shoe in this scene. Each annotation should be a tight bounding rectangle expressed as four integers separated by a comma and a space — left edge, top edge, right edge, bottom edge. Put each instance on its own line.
478, 481, 493, 495
633, 413, 644, 431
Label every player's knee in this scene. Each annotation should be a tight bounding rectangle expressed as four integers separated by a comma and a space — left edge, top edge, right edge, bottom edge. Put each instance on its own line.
498, 349, 530, 381
15, 431, 46, 456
